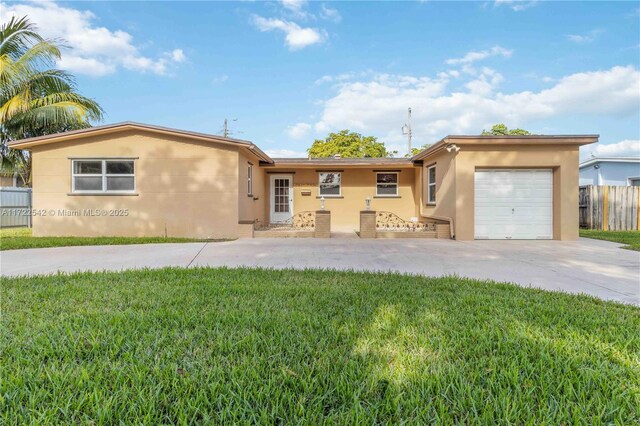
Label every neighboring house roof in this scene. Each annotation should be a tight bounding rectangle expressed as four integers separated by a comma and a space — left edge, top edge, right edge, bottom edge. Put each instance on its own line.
7, 121, 274, 164
579, 157, 640, 169
412, 134, 599, 161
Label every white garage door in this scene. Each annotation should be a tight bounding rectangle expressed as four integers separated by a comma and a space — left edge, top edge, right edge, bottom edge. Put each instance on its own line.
474, 169, 553, 240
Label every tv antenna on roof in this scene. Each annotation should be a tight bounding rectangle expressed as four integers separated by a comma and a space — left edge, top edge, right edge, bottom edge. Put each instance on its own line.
401, 107, 412, 155
221, 118, 243, 138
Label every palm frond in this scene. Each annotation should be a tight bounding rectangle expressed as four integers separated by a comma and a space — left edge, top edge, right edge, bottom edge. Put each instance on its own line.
0, 16, 104, 187
0, 16, 45, 59
8, 40, 61, 77
0, 69, 78, 121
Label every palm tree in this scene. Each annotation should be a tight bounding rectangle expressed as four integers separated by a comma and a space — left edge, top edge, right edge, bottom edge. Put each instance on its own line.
0, 16, 103, 185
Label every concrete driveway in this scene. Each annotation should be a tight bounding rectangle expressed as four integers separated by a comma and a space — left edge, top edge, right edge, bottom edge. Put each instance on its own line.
1, 237, 638, 305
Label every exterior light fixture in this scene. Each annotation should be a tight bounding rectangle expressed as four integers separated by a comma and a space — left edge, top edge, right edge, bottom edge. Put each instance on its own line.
320, 196, 325, 210
365, 196, 371, 210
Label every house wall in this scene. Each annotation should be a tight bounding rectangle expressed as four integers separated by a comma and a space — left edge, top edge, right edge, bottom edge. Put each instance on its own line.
455, 145, 579, 241
266, 166, 417, 232
30, 130, 241, 239
419, 149, 457, 224
238, 151, 267, 228
579, 162, 640, 186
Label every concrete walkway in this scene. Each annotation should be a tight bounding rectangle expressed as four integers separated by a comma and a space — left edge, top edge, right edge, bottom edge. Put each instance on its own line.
1, 237, 638, 305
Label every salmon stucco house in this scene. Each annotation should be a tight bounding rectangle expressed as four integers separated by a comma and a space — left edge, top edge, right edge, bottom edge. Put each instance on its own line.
9, 122, 598, 241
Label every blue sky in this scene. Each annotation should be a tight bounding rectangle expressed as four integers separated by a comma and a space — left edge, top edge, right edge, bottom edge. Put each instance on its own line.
3, 0, 639, 158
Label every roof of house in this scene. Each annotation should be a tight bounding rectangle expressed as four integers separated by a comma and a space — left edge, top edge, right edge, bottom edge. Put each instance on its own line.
411, 134, 599, 161
8, 121, 600, 166
579, 156, 640, 169
270, 157, 414, 167
8, 121, 274, 164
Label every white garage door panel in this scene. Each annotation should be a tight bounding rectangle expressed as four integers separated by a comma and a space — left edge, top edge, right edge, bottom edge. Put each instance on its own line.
474, 169, 553, 240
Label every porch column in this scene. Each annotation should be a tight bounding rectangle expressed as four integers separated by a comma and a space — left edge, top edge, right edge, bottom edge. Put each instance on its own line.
359, 210, 377, 239
315, 210, 331, 238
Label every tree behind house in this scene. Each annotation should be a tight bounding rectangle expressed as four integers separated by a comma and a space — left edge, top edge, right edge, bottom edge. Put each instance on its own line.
406, 144, 431, 157
482, 124, 532, 136
308, 130, 396, 158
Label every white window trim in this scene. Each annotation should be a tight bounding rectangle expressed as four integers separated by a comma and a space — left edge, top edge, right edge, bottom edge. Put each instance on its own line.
318, 172, 342, 197
375, 172, 399, 197
71, 159, 136, 194
427, 164, 436, 205
247, 163, 253, 195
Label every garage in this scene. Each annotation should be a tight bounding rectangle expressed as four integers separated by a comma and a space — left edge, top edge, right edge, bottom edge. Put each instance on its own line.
474, 169, 553, 240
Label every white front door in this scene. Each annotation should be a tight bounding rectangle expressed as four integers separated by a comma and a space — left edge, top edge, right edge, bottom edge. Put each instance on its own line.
270, 174, 294, 224
474, 169, 553, 240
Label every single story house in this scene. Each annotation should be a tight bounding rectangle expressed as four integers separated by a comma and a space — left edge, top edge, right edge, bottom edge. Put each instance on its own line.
9, 122, 597, 240
579, 157, 640, 186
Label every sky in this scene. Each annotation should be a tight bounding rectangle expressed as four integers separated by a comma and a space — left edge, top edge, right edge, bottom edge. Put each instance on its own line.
2, 0, 639, 159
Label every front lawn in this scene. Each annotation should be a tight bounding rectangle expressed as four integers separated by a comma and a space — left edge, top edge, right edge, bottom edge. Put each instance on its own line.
0, 228, 217, 250
580, 229, 640, 251
2, 268, 639, 424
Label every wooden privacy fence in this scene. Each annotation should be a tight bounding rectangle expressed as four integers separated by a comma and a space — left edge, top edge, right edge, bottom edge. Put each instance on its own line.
579, 185, 640, 231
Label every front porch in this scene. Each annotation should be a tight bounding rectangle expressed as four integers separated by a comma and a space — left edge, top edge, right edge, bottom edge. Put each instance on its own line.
250, 209, 451, 239
254, 210, 329, 238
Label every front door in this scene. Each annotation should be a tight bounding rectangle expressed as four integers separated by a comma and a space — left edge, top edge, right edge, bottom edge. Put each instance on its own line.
270, 174, 294, 224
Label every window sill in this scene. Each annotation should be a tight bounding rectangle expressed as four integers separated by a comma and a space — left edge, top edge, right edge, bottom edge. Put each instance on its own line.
316, 196, 344, 199
426, 203, 436, 206
67, 192, 139, 196
374, 195, 401, 198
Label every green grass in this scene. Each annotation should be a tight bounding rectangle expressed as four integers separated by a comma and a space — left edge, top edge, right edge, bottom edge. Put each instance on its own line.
2, 268, 639, 424
0, 228, 219, 250
580, 229, 640, 251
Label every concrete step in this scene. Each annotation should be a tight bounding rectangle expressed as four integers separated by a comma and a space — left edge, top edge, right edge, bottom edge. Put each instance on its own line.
254, 230, 315, 238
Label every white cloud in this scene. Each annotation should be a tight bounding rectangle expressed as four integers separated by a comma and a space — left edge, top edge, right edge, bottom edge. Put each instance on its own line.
314, 72, 359, 85
320, 4, 342, 22
494, 1, 539, 11
265, 148, 308, 158
313, 65, 640, 153
581, 140, 640, 158
0, 1, 185, 76
212, 74, 229, 84
567, 29, 604, 44
286, 122, 312, 139
281, 0, 306, 13
170, 49, 186, 63
57, 56, 116, 77
280, 0, 312, 20
464, 67, 504, 96
446, 46, 513, 65
252, 15, 326, 50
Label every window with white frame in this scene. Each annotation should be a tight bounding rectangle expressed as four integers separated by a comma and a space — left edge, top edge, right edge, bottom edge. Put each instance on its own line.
427, 165, 436, 204
247, 163, 253, 195
72, 159, 135, 193
318, 172, 341, 196
376, 172, 398, 196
